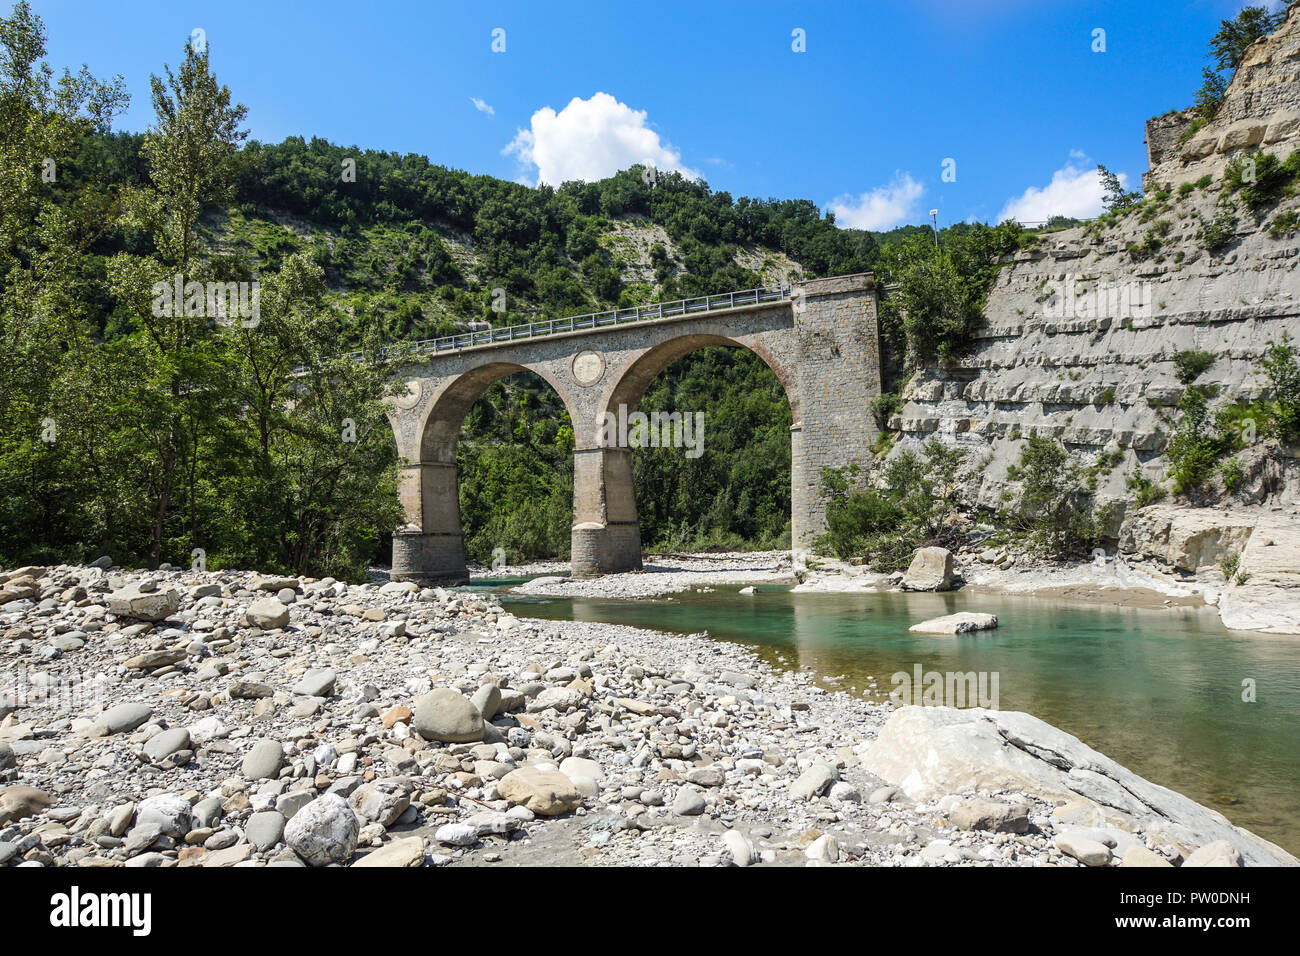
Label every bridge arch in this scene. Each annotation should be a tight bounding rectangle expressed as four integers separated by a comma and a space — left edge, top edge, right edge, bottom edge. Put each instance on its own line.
574, 333, 802, 577
391, 361, 581, 582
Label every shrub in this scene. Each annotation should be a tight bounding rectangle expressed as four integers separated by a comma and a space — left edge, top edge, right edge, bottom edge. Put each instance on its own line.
869, 392, 901, 431
1220, 457, 1243, 493
1166, 386, 1227, 493
1006, 436, 1111, 557
1260, 332, 1300, 443
1270, 209, 1300, 239
1127, 469, 1167, 509
1173, 348, 1215, 384
817, 440, 967, 567
1198, 209, 1238, 253
1224, 150, 1299, 213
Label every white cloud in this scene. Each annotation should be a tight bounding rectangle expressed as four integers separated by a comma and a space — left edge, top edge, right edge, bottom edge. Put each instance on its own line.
998, 162, 1125, 224
825, 173, 925, 230
470, 97, 495, 116
504, 92, 699, 186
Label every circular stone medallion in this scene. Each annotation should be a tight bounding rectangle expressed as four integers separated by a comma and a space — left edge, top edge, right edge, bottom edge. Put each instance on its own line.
392, 378, 422, 409
571, 350, 606, 386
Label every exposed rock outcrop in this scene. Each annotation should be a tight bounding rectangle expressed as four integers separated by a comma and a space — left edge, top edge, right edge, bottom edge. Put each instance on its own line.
863, 705, 1297, 867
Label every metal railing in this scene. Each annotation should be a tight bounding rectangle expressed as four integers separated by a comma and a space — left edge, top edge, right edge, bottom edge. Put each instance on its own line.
330, 285, 793, 367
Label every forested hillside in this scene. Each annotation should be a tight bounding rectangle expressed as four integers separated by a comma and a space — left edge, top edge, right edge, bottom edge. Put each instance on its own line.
0, 1, 1023, 574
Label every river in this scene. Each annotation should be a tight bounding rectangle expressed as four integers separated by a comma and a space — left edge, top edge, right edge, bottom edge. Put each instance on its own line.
471, 579, 1300, 853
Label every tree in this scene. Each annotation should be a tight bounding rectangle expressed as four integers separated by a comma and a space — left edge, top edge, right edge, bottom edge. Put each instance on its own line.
1008, 436, 1109, 557
104, 39, 248, 561
1209, 6, 1284, 74
1194, 66, 1228, 120
1098, 165, 1141, 213
0, 1, 127, 563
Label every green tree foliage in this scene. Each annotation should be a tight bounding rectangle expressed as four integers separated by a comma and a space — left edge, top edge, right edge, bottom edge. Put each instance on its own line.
633, 348, 793, 552
817, 439, 966, 567
876, 222, 1022, 368
457, 374, 574, 564
1260, 333, 1300, 444
0, 8, 402, 578
1005, 436, 1112, 557
1098, 165, 1141, 213
1208, 5, 1285, 74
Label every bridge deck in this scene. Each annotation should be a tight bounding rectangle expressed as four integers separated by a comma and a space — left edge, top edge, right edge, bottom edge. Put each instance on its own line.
350, 286, 792, 365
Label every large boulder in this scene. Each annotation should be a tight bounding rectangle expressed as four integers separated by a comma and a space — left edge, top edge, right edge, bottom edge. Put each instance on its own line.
861, 706, 1296, 867
284, 794, 359, 866
106, 587, 180, 622
411, 688, 484, 743
1218, 515, 1300, 635
908, 612, 998, 634
1118, 506, 1255, 573
902, 547, 954, 591
497, 766, 583, 816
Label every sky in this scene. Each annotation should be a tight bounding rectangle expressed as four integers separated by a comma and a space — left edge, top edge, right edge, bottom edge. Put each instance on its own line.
29, 0, 1288, 230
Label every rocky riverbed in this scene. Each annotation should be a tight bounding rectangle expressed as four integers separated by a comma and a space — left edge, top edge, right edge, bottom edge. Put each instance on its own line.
512, 550, 795, 599
0, 560, 1293, 868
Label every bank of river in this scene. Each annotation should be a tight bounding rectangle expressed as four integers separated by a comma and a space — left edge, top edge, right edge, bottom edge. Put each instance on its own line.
471, 580, 1300, 854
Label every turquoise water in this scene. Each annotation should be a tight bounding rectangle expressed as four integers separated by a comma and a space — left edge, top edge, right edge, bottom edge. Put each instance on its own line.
485, 583, 1300, 853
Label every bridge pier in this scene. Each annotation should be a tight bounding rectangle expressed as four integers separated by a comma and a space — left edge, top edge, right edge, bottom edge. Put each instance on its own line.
391, 460, 469, 584
570, 446, 642, 578
391, 530, 466, 585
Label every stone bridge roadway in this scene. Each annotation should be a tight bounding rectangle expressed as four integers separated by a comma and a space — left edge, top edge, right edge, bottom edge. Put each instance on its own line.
384, 273, 882, 582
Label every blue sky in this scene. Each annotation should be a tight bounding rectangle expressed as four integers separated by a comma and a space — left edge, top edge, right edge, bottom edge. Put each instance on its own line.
30, 0, 1284, 229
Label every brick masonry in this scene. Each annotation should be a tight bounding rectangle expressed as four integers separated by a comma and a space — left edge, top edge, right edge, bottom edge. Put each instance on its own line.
386, 273, 881, 582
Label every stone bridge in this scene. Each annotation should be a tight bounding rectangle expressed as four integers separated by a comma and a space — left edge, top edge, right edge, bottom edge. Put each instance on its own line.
385, 273, 881, 583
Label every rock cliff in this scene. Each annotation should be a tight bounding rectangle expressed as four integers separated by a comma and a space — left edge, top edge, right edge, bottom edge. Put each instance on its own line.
887, 3, 1300, 633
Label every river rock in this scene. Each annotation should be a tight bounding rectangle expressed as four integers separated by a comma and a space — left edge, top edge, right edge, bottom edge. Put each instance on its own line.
470, 684, 501, 721
902, 547, 955, 591
92, 702, 153, 735
435, 822, 479, 846
350, 780, 410, 827
497, 766, 583, 815
291, 669, 336, 698
673, 787, 706, 815
284, 794, 359, 866
908, 612, 998, 634
247, 598, 290, 630
1057, 832, 1112, 866
723, 829, 754, 866
242, 739, 284, 780
133, 793, 192, 838
1183, 840, 1243, 867
353, 836, 426, 867
142, 727, 191, 762
412, 688, 484, 743
790, 762, 836, 800
1120, 845, 1174, 867
246, 810, 287, 851
947, 796, 1029, 833
0, 785, 54, 823
106, 587, 180, 621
